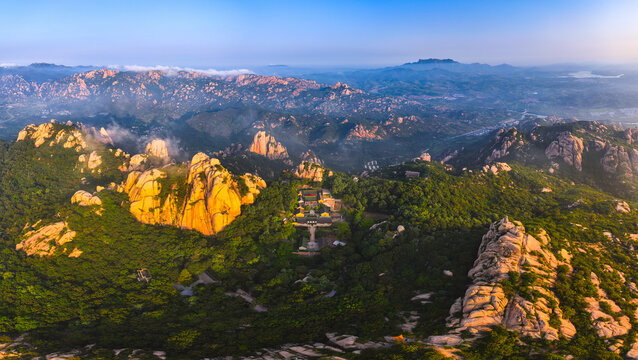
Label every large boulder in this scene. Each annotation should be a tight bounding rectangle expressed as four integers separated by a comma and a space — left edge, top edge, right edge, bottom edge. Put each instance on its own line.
71, 190, 102, 206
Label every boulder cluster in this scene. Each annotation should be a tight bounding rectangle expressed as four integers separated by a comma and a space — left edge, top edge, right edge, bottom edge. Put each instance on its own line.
17, 122, 87, 151
71, 190, 102, 206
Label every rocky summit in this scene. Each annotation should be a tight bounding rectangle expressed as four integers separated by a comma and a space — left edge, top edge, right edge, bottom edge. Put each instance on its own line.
120, 152, 265, 235
430, 217, 575, 346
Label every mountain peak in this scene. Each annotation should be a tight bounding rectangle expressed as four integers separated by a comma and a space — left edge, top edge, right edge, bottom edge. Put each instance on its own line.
29, 62, 63, 68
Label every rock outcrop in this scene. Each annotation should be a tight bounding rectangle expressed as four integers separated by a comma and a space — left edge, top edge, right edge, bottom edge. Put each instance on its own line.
240, 173, 267, 204
128, 154, 148, 171
71, 190, 102, 206
482, 162, 512, 175
16, 221, 77, 257
127, 139, 172, 171
120, 153, 265, 235
346, 124, 384, 141
300, 150, 323, 165
417, 152, 432, 162
616, 200, 631, 213
145, 139, 170, 160
485, 129, 521, 164
17, 122, 87, 151
585, 272, 631, 338
77, 151, 103, 173
599, 145, 638, 178
545, 132, 584, 171
294, 161, 331, 182
432, 217, 575, 345
249, 131, 289, 159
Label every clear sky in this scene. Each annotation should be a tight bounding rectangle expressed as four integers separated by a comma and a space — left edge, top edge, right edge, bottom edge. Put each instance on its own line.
1, 0, 637, 68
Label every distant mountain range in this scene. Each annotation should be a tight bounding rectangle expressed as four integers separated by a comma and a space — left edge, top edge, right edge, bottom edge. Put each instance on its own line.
403, 58, 459, 65
0, 63, 98, 82
2, 61, 638, 171
0, 65, 511, 170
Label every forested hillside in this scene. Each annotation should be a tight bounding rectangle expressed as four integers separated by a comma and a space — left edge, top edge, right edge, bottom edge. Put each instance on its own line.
1, 122, 638, 359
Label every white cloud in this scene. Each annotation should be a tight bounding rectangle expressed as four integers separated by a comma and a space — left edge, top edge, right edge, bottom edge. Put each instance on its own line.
110, 64, 253, 76
0, 63, 19, 68
563, 70, 624, 79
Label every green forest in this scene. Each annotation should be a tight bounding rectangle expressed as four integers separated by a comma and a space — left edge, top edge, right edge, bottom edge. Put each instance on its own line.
2, 127, 638, 359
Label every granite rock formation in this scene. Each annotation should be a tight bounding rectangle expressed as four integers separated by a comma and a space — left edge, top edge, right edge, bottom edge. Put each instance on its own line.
249, 131, 289, 159
120, 152, 265, 235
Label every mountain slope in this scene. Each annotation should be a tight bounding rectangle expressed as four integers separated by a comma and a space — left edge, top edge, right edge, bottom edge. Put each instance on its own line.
4, 121, 638, 359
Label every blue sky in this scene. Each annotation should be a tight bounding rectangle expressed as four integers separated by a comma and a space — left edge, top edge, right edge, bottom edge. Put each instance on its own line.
1, 0, 637, 67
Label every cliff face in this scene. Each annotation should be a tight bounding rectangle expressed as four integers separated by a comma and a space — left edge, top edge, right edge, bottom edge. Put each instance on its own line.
120, 152, 265, 235
544, 129, 638, 179
249, 131, 289, 159
430, 217, 575, 345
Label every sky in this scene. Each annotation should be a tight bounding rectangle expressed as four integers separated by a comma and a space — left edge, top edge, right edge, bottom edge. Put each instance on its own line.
1, 0, 637, 68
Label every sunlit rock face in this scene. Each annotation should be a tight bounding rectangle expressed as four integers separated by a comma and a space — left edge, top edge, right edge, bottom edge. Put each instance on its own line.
249, 131, 289, 159
145, 139, 170, 160
71, 190, 102, 206
430, 217, 576, 346
17, 123, 88, 151
293, 151, 331, 182
120, 152, 265, 235
16, 221, 77, 257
